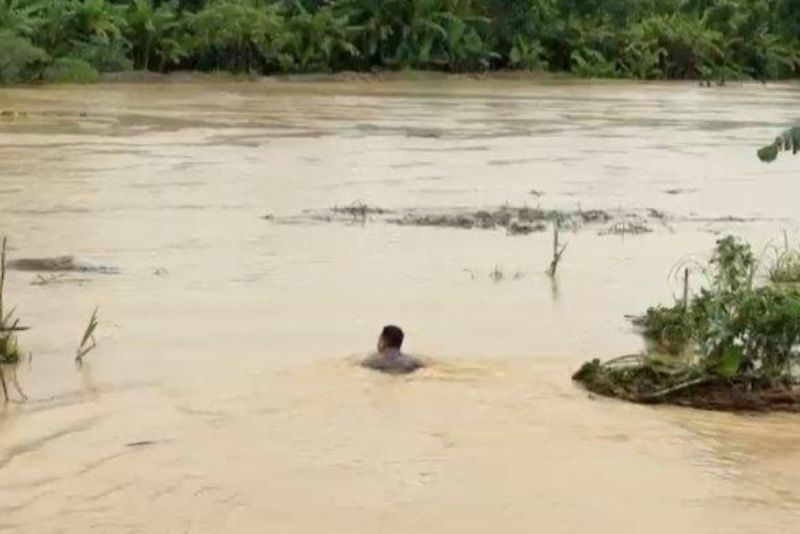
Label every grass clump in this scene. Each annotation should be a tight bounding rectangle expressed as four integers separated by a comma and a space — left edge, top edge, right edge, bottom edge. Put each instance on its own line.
42, 58, 100, 84
574, 235, 800, 411
0, 237, 26, 401
770, 251, 800, 284
0, 238, 23, 366
768, 234, 800, 284
75, 308, 99, 367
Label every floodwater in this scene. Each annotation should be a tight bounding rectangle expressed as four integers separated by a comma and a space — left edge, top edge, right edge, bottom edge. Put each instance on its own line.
1, 79, 800, 533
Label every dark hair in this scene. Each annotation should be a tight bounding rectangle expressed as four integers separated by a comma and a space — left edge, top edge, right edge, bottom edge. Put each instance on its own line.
381, 325, 404, 349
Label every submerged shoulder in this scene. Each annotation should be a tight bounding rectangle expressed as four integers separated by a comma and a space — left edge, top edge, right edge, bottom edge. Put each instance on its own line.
361, 352, 424, 374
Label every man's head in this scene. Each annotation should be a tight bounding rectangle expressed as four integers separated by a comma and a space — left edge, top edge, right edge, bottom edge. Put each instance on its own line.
378, 325, 404, 352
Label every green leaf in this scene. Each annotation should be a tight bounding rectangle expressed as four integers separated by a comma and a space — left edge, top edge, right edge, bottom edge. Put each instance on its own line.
711, 345, 742, 378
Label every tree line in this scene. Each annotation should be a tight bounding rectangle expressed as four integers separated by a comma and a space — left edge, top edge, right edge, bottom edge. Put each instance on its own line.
1, 0, 799, 84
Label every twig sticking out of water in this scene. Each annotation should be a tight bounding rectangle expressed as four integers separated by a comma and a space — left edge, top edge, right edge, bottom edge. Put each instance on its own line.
490, 264, 504, 282
0, 236, 6, 401
75, 308, 99, 367
682, 268, 690, 311
547, 221, 567, 277
0, 237, 5, 326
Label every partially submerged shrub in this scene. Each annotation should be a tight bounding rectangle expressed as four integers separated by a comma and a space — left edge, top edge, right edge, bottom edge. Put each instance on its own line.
0, 30, 48, 83
640, 304, 696, 355
758, 126, 800, 162
42, 58, 100, 84
576, 235, 800, 409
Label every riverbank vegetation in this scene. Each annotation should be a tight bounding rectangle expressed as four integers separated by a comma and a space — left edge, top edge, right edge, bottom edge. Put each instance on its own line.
573, 236, 800, 411
1, 0, 800, 84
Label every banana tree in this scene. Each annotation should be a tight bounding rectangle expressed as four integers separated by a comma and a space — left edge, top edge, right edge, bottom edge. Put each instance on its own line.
187, 1, 286, 73
282, 3, 359, 72
335, 0, 394, 68
126, 0, 185, 71
436, 10, 494, 71
0, 0, 44, 37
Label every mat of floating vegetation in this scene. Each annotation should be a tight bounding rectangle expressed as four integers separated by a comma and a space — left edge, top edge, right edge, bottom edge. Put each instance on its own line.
270, 203, 645, 236
572, 357, 800, 412
7, 256, 118, 274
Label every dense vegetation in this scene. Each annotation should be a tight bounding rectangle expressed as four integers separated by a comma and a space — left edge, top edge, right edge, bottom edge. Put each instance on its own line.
574, 236, 800, 411
1, 0, 799, 84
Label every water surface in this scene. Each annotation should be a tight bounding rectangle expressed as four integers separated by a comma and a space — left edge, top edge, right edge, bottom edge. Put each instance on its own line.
1, 80, 800, 533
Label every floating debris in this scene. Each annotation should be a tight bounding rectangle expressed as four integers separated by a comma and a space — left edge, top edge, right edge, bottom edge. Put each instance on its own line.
507, 221, 547, 235
647, 208, 668, 220
8, 256, 118, 274
330, 202, 388, 219
598, 220, 652, 236
664, 188, 697, 196
392, 206, 563, 232
270, 203, 669, 239
126, 440, 159, 448
31, 273, 91, 286
578, 209, 612, 224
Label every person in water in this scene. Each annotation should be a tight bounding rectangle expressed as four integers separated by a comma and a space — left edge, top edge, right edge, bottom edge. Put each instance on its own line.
362, 325, 423, 374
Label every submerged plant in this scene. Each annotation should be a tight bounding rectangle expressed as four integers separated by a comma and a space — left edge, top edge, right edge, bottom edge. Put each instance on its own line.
0, 237, 26, 401
768, 233, 800, 284
75, 307, 98, 366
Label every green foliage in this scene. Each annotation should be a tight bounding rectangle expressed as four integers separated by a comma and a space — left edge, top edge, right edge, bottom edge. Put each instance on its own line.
1, 0, 800, 82
576, 236, 800, 408
571, 48, 618, 78
640, 236, 800, 387
75, 307, 98, 365
282, 3, 358, 72
42, 56, 100, 83
769, 250, 800, 283
0, 29, 47, 82
186, 0, 288, 72
758, 126, 800, 162
0, 0, 42, 37
19, 0, 130, 72
508, 35, 546, 70
126, 0, 185, 71
71, 35, 133, 71
0, 237, 22, 366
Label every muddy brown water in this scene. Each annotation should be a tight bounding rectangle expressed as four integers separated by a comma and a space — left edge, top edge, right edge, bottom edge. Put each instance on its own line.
1, 80, 800, 533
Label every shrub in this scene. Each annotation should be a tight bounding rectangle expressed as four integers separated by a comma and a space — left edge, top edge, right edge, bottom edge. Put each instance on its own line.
0, 30, 48, 83
71, 35, 133, 72
42, 57, 100, 83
